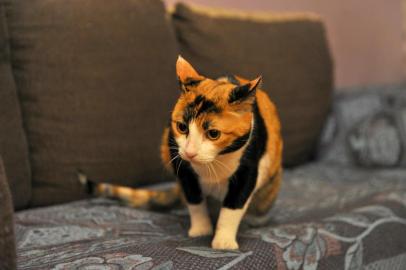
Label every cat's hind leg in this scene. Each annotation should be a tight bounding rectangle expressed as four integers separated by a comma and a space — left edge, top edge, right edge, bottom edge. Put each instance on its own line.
248, 168, 282, 216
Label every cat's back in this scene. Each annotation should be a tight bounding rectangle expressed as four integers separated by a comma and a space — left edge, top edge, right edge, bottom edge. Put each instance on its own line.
256, 89, 281, 138
255, 89, 283, 175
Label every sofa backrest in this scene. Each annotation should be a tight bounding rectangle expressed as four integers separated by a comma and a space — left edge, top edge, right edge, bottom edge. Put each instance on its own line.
0, 2, 31, 210
5, 0, 179, 207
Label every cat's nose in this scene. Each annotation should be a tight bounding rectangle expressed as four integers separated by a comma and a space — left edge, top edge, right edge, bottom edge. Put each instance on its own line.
185, 151, 197, 159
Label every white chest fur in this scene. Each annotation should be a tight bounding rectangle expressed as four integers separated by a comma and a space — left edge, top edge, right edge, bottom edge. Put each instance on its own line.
191, 147, 246, 201
191, 148, 271, 202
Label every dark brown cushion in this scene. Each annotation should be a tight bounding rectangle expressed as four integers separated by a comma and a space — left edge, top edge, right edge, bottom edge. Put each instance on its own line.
172, 4, 333, 166
6, 0, 179, 207
0, 156, 17, 270
0, 2, 31, 210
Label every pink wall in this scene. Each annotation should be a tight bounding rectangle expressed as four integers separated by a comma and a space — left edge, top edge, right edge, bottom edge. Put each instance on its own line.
165, 0, 405, 89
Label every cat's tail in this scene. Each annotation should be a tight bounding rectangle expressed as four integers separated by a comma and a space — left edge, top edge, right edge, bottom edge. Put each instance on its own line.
78, 172, 181, 210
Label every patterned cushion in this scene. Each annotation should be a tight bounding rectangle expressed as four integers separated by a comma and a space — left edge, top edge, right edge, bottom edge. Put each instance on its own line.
348, 109, 405, 167
319, 85, 406, 167
15, 163, 406, 269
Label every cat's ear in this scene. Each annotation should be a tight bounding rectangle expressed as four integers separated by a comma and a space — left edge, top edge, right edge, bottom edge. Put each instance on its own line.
176, 55, 205, 92
228, 76, 262, 104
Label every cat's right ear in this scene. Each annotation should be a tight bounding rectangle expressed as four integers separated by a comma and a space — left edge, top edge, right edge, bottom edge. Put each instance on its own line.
176, 55, 205, 92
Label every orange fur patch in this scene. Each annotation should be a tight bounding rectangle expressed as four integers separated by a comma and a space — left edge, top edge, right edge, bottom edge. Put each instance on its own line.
171, 78, 254, 151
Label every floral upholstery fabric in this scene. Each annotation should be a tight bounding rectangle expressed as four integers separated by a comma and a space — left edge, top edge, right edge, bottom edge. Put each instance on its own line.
15, 163, 406, 270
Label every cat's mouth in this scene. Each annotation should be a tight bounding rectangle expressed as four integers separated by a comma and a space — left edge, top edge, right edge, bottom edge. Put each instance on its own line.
184, 156, 202, 164
181, 153, 212, 165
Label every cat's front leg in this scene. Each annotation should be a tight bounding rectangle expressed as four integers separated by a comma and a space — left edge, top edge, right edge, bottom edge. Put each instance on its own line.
212, 165, 256, 250
174, 160, 213, 237
187, 202, 213, 237
211, 206, 248, 250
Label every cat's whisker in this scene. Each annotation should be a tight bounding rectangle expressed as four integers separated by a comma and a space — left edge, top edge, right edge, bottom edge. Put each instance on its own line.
210, 162, 219, 182
215, 159, 238, 183
205, 164, 209, 182
204, 164, 209, 177
213, 159, 232, 173
206, 163, 213, 182
208, 164, 219, 194
212, 160, 229, 182
167, 154, 180, 166
168, 138, 178, 145
208, 162, 221, 195
176, 159, 183, 176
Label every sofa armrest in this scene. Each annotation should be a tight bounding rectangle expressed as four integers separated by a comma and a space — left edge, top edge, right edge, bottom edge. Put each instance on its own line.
0, 155, 17, 270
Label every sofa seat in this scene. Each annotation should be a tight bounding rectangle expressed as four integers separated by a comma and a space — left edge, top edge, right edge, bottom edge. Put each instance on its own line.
15, 162, 406, 270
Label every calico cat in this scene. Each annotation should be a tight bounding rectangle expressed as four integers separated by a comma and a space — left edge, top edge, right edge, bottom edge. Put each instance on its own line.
83, 56, 283, 250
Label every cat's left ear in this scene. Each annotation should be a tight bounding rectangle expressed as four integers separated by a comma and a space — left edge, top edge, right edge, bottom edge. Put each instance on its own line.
228, 76, 262, 103
176, 55, 205, 92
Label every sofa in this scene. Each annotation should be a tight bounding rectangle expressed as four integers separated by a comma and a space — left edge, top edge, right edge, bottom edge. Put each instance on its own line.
1, 0, 406, 269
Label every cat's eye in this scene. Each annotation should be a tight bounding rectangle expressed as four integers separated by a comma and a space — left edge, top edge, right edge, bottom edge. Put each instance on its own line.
177, 122, 188, 134
207, 129, 221, 140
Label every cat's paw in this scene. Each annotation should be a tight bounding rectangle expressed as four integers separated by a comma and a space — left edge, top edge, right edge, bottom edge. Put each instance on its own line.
188, 224, 213, 237
211, 236, 239, 250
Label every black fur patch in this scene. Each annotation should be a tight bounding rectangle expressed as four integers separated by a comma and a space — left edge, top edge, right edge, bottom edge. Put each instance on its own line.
193, 95, 205, 105
179, 77, 204, 92
183, 95, 221, 123
223, 101, 268, 209
226, 75, 241, 86
184, 77, 203, 87
228, 84, 255, 103
203, 120, 211, 130
196, 99, 220, 116
82, 178, 95, 195
219, 131, 251, 155
183, 95, 202, 123
168, 128, 203, 204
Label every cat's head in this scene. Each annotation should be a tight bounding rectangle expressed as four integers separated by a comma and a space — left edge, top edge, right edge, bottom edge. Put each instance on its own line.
171, 56, 261, 164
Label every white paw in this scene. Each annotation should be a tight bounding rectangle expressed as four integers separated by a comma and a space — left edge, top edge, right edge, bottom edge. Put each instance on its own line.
211, 236, 239, 250
188, 224, 213, 237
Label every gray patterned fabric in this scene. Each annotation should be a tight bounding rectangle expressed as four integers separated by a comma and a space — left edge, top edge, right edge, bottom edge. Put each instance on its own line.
348, 110, 404, 167
319, 85, 406, 167
15, 163, 406, 270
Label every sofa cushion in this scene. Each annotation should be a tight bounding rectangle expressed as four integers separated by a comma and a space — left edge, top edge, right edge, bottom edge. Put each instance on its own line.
0, 2, 31, 209
171, 3, 333, 167
348, 110, 404, 167
0, 156, 17, 270
14, 163, 406, 269
5, 0, 179, 207
318, 85, 406, 167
